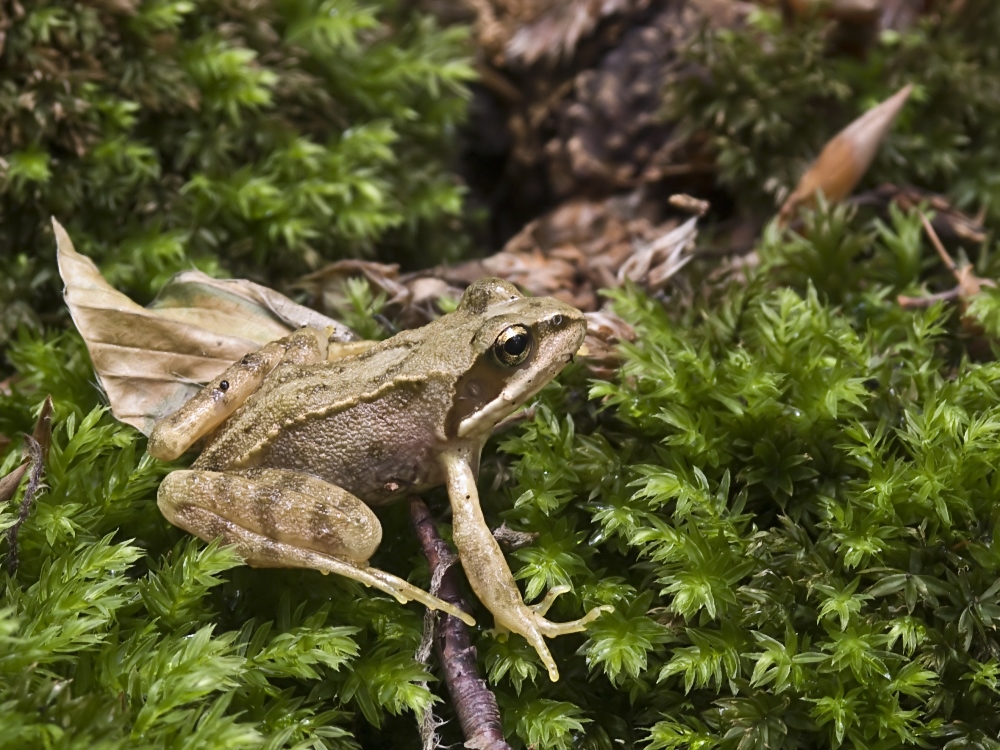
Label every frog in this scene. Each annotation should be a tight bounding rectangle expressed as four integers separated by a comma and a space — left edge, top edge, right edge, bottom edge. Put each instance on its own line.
147, 277, 611, 681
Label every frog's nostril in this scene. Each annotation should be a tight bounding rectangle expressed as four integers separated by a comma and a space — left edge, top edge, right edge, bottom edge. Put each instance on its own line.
550, 314, 564, 327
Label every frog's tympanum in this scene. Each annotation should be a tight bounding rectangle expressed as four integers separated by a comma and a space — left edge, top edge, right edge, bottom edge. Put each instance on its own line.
148, 278, 611, 681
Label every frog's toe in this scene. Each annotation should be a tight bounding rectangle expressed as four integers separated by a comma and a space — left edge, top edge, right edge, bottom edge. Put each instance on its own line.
535, 604, 614, 638
363, 568, 476, 627
531, 585, 571, 616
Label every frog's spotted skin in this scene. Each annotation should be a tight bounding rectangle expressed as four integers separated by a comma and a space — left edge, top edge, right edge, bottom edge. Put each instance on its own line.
150, 278, 611, 680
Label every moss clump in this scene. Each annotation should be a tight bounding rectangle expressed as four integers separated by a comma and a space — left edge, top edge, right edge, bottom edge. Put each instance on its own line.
5, 3, 1000, 749
0, 0, 473, 344
485, 204, 1000, 748
671, 3, 1000, 219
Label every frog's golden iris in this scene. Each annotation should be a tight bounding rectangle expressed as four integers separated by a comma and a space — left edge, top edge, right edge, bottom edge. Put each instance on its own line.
493, 324, 532, 366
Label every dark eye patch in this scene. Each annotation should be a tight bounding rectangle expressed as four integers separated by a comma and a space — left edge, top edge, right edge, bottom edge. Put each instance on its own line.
493, 324, 532, 367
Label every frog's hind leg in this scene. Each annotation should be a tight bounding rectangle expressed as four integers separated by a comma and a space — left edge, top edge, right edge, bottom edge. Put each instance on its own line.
158, 467, 475, 626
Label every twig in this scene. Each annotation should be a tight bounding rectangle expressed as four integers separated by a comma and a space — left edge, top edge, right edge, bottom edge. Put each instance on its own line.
413, 524, 460, 750
409, 498, 512, 750
7, 436, 44, 575
5, 397, 54, 574
920, 211, 959, 280
897, 287, 961, 309
918, 211, 995, 300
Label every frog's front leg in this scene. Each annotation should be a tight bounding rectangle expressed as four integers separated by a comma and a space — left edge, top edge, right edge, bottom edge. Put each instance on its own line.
149, 327, 336, 461
157, 467, 475, 626
440, 448, 612, 682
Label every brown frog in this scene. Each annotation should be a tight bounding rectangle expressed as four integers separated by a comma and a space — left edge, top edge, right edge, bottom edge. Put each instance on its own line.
148, 278, 610, 681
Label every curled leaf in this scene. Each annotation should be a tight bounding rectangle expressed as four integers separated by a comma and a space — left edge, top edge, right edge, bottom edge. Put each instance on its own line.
55, 219, 352, 434
582, 310, 637, 380
617, 217, 698, 291
779, 84, 913, 225
31, 395, 53, 462
0, 464, 28, 506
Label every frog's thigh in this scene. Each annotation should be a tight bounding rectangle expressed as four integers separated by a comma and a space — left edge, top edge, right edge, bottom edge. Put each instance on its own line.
159, 468, 381, 563
157, 468, 477, 626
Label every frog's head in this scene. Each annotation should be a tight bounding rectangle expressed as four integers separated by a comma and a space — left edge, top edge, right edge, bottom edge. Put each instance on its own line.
446, 278, 586, 439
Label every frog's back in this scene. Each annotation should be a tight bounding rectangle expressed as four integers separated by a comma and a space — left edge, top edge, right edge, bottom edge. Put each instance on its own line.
193, 335, 456, 504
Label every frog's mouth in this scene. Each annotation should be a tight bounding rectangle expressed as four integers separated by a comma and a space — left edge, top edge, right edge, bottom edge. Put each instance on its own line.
453, 307, 586, 440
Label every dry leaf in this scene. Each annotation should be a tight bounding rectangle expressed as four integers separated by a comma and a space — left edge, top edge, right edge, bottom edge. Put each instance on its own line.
779, 84, 913, 225
150, 272, 353, 343
31, 395, 53, 462
617, 217, 698, 291
582, 310, 636, 379
55, 218, 352, 435
0, 464, 28, 505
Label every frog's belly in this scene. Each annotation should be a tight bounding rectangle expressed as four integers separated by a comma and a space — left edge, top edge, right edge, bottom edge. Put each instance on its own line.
248, 412, 445, 507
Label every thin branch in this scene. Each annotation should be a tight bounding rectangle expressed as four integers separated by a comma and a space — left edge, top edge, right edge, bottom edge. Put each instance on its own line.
897, 287, 962, 309
409, 497, 512, 750
7, 436, 45, 575
920, 211, 959, 280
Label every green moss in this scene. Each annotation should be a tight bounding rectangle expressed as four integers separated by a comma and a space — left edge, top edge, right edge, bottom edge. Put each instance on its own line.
476, 207, 1000, 747
5, 3, 1000, 749
672, 3, 1000, 220
0, 0, 474, 344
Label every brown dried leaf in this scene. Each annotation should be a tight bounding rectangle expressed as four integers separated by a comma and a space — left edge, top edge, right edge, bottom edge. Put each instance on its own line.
151, 271, 354, 342
31, 395, 53, 462
0, 463, 28, 505
582, 310, 635, 379
56, 219, 350, 435
617, 217, 698, 291
505, 0, 634, 66
779, 84, 913, 225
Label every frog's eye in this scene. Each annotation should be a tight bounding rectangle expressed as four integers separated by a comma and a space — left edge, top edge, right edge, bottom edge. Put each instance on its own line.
493, 325, 532, 367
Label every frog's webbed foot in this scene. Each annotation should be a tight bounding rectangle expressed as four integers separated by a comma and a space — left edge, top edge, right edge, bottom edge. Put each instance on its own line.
158, 468, 475, 627
525, 586, 614, 676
